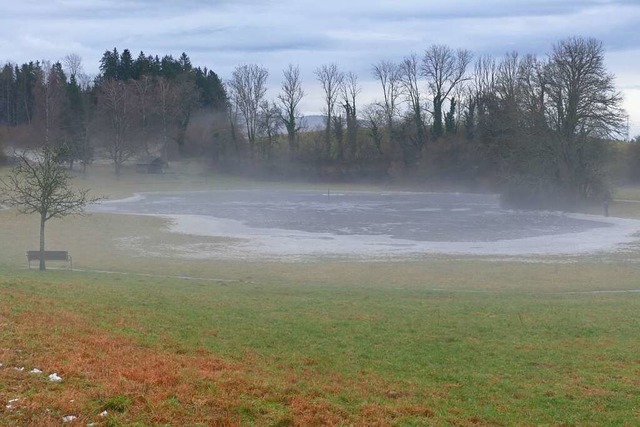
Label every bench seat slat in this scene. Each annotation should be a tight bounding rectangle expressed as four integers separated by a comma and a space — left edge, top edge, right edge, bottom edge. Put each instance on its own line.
27, 251, 69, 261
26, 251, 72, 269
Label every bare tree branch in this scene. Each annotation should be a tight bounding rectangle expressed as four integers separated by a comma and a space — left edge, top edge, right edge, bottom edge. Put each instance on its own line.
0, 147, 103, 270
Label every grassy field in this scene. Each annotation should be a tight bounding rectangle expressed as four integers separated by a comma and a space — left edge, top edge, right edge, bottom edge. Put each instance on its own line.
2, 164, 640, 425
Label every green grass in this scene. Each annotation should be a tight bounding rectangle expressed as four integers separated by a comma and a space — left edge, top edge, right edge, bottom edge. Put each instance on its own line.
3, 164, 640, 424
2, 264, 640, 425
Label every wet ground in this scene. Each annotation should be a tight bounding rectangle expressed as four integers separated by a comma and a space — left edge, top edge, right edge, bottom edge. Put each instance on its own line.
93, 190, 640, 259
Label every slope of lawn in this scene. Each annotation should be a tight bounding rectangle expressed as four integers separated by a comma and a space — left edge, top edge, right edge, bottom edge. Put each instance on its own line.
2, 262, 640, 425
2, 165, 640, 425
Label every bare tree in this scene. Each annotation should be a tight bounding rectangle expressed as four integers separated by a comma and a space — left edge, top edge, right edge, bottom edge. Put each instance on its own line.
34, 60, 65, 147
62, 53, 83, 80
373, 60, 403, 159
172, 74, 200, 156
132, 75, 154, 154
156, 76, 176, 160
225, 82, 242, 156
278, 64, 304, 159
258, 100, 282, 159
545, 37, 625, 197
341, 71, 361, 160
229, 64, 269, 159
0, 147, 100, 270
519, 55, 548, 133
60, 54, 93, 173
400, 53, 428, 150
462, 56, 491, 140
547, 37, 625, 141
372, 60, 402, 130
496, 52, 521, 105
422, 45, 473, 138
473, 56, 497, 97
315, 63, 344, 159
154, 75, 201, 159
98, 79, 136, 175
362, 103, 385, 156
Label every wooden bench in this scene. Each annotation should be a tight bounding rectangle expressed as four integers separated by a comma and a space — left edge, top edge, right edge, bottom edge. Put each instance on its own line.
26, 250, 72, 270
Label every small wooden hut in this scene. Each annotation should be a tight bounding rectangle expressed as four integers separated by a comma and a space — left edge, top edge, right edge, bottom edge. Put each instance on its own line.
135, 156, 167, 174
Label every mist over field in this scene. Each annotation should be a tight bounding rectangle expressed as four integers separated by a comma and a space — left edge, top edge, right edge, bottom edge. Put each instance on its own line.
2, 1, 640, 425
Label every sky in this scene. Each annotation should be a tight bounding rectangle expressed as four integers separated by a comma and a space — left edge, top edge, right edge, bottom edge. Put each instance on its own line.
1, 0, 639, 138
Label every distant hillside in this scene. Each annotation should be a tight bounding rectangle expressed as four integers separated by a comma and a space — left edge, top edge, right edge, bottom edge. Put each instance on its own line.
299, 115, 325, 131
298, 115, 366, 131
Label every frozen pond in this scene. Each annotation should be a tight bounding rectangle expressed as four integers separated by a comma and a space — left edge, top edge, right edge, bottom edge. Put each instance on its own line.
93, 190, 640, 259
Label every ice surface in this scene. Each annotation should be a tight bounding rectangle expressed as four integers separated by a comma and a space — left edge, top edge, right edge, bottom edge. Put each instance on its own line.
92, 190, 640, 259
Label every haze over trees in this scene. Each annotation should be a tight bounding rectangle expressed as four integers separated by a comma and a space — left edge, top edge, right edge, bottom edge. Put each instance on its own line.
0, 37, 630, 208
95, 48, 227, 169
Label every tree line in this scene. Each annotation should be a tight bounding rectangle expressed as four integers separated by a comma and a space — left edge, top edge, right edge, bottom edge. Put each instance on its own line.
0, 49, 227, 174
0, 37, 630, 207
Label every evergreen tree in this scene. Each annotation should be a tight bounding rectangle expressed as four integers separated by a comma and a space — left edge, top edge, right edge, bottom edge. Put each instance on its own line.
99, 48, 120, 80
119, 49, 134, 80
194, 67, 227, 110
160, 55, 181, 79
444, 98, 457, 135
179, 52, 192, 72
58, 74, 87, 169
15, 62, 38, 125
0, 63, 16, 125
133, 51, 151, 78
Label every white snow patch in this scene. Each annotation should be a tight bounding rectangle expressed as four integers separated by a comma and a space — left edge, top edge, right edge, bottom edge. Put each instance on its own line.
98, 193, 145, 204
13, 366, 24, 371
100, 410, 108, 417
94, 193, 146, 212
48, 373, 62, 382
30, 368, 42, 374
162, 213, 640, 259
62, 415, 77, 423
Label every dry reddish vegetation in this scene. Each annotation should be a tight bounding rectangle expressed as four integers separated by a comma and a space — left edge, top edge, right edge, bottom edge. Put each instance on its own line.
0, 289, 440, 426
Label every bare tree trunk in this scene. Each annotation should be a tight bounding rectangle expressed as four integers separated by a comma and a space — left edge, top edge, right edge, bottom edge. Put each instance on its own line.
0, 148, 99, 273
315, 64, 344, 161
39, 213, 46, 271
422, 45, 472, 140
229, 65, 269, 161
278, 65, 305, 161
373, 61, 402, 159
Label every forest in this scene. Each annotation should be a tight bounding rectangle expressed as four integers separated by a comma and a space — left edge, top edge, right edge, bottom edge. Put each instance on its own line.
0, 36, 634, 208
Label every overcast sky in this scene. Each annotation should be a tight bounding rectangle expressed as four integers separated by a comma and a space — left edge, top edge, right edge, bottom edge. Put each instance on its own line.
1, 0, 639, 137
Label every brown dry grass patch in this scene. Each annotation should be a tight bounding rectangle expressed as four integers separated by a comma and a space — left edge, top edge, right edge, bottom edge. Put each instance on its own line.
0, 290, 439, 426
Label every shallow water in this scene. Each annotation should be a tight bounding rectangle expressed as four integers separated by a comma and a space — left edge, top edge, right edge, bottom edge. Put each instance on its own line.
94, 190, 609, 243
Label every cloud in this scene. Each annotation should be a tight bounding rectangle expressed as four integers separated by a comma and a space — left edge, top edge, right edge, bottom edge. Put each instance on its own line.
1, 0, 639, 130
